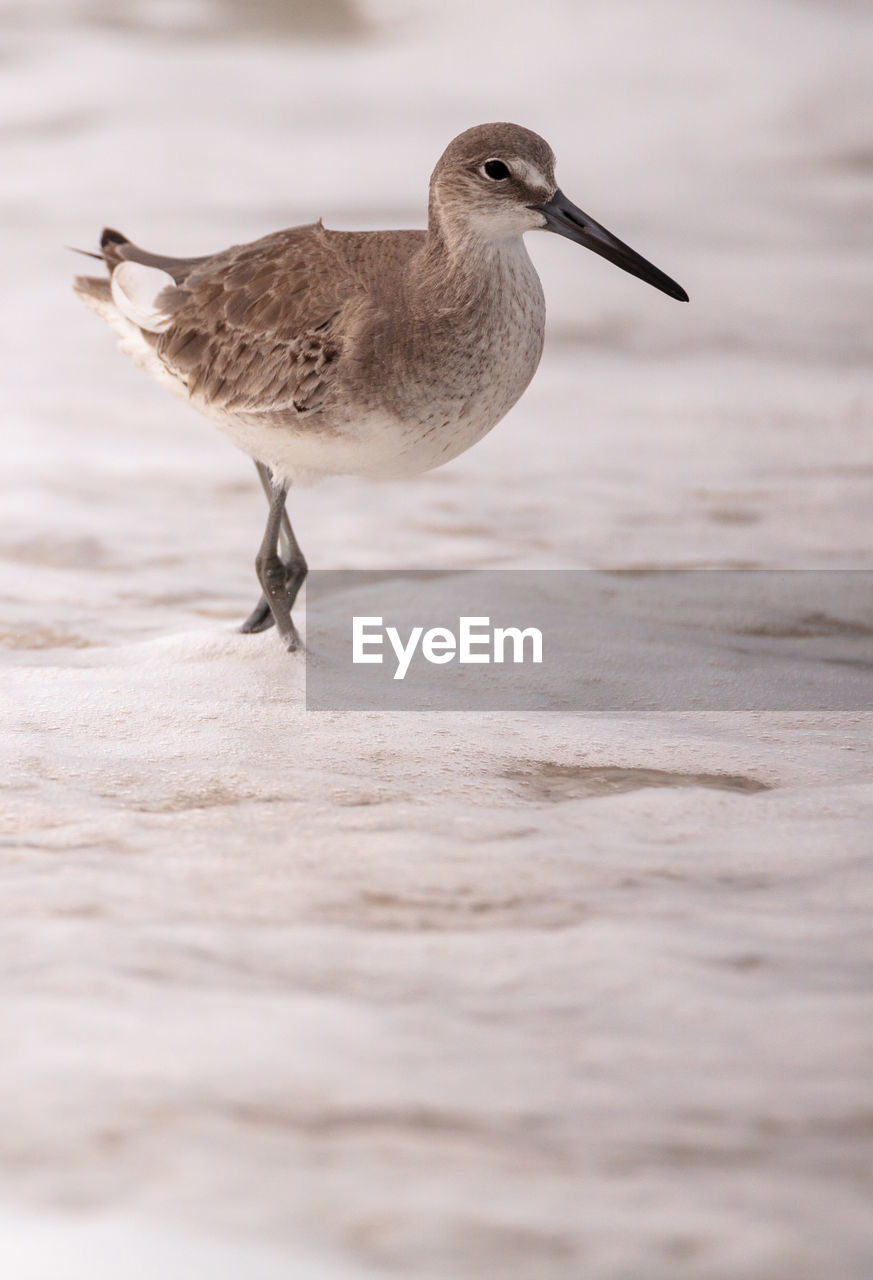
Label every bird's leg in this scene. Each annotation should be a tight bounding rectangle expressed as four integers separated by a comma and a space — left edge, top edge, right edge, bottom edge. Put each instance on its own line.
247, 468, 307, 651
240, 462, 305, 635
255, 460, 296, 563
240, 461, 283, 633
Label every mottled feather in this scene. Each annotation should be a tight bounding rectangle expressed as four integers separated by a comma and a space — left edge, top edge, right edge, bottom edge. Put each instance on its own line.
73, 124, 573, 481
110, 222, 426, 418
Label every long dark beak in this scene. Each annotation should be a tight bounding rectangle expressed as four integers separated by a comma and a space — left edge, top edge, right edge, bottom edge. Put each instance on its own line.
534, 188, 689, 302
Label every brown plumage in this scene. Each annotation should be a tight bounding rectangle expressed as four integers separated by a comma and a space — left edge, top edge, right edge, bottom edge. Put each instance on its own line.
74, 122, 687, 649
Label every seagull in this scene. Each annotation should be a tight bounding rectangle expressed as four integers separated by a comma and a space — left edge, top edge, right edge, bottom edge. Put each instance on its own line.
74, 122, 688, 650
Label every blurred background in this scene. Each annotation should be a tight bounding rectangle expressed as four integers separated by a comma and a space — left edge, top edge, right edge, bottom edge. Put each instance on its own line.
1, 2, 873, 1278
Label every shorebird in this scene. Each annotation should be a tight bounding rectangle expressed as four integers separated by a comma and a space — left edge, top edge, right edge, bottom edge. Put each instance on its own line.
74, 122, 688, 650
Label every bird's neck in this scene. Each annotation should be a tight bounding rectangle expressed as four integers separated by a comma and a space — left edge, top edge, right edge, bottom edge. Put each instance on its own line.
412, 220, 536, 318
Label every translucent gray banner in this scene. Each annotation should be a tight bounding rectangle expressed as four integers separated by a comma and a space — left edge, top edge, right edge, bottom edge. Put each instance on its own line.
303, 570, 873, 711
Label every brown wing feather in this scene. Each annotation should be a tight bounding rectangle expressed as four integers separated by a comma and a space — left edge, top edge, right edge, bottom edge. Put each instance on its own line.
154, 223, 358, 416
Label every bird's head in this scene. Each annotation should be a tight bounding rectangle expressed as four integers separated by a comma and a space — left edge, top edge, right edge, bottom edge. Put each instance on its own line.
430, 122, 688, 302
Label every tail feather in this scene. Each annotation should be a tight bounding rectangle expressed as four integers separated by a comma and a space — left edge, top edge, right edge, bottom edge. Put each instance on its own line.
66, 245, 105, 261
104, 228, 210, 281
72, 223, 211, 336
71, 225, 209, 284
100, 227, 130, 271
66, 228, 131, 272
73, 274, 112, 311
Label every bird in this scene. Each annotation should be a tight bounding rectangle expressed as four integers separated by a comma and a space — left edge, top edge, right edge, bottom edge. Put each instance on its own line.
74, 122, 688, 651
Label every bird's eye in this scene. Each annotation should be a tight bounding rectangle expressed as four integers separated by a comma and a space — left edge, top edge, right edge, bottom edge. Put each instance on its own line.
482, 159, 510, 181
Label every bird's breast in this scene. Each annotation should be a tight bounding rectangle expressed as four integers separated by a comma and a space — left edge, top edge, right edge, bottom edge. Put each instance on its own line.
349, 237, 547, 468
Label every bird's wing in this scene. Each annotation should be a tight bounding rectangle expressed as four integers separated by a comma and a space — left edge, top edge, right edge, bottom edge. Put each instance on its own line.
101, 226, 213, 281
128, 223, 361, 417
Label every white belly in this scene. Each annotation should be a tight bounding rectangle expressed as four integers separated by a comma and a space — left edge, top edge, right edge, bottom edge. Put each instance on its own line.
207, 398, 505, 486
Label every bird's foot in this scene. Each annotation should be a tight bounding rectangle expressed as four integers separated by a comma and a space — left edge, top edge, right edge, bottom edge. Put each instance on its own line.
284, 621, 303, 653
241, 562, 303, 651
239, 594, 274, 634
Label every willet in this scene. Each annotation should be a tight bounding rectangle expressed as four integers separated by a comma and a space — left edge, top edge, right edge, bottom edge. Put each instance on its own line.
74, 122, 688, 650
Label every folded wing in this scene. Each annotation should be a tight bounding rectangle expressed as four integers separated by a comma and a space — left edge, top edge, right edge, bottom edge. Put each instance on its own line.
102, 224, 357, 418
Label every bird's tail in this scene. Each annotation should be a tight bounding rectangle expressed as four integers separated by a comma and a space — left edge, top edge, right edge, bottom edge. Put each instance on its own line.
70, 228, 131, 310
72, 273, 112, 311
66, 245, 104, 261
68, 226, 130, 267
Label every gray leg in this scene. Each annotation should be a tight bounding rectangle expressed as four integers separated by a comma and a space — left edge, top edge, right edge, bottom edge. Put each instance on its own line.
256, 461, 296, 563
240, 463, 286, 633
240, 463, 307, 637
243, 467, 307, 651
239, 595, 275, 634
